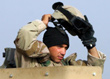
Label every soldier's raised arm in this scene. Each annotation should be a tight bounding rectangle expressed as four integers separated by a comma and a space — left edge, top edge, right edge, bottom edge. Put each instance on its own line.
14, 14, 51, 50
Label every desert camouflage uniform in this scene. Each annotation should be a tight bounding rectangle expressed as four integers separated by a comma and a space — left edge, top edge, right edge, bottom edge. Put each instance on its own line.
14, 20, 106, 70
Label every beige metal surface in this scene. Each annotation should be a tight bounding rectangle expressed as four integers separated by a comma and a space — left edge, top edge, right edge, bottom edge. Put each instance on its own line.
0, 66, 102, 79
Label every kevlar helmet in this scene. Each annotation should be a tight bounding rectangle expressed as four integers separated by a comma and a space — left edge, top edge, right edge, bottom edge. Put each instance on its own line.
51, 2, 91, 36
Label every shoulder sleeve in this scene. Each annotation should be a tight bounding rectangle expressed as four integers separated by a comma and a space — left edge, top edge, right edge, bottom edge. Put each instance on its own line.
14, 20, 46, 50
15, 41, 50, 58
14, 20, 50, 58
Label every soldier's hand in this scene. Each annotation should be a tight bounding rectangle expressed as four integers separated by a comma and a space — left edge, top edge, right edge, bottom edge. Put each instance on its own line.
78, 24, 97, 49
41, 14, 52, 27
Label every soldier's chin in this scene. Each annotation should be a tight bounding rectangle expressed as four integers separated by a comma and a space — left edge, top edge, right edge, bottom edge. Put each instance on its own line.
54, 59, 62, 63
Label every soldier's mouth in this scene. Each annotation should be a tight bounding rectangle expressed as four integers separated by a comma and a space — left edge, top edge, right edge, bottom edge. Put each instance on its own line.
58, 56, 63, 60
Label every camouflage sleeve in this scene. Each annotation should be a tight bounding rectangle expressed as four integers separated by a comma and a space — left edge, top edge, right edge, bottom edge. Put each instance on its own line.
14, 20, 50, 58
65, 51, 106, 72
87, 51, 106, 72
64, 53, 87, 66
14, 20, 46, 50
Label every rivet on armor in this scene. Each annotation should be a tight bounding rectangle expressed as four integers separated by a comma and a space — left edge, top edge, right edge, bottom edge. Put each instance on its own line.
45, 72, 49, 76
92, 72, 96, 76
9, 74, 13, 78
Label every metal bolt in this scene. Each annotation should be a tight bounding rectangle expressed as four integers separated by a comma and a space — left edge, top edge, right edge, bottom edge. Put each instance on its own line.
9, 74, 13, 78
90, 44, 93, 47
92, 72, 96, 76
45, 72, 49, 76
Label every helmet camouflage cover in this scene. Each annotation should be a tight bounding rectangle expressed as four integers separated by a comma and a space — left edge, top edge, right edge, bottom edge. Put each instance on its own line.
52, 5, 86, 36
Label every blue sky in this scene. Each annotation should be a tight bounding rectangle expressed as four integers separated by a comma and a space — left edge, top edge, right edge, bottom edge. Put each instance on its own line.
0, 0, 109, 78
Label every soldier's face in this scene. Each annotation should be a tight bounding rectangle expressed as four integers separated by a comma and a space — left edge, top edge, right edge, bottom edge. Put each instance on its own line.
48, 44, 67, 63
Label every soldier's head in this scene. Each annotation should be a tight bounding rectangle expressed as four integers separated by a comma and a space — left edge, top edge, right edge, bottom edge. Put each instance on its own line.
43, 27, 69, 63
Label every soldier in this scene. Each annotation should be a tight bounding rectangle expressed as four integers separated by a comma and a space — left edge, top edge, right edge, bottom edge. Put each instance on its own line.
14, 2, 106, 71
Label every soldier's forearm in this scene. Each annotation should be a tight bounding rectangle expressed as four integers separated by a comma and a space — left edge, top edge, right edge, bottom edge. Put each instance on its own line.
88, 47, 100, 58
